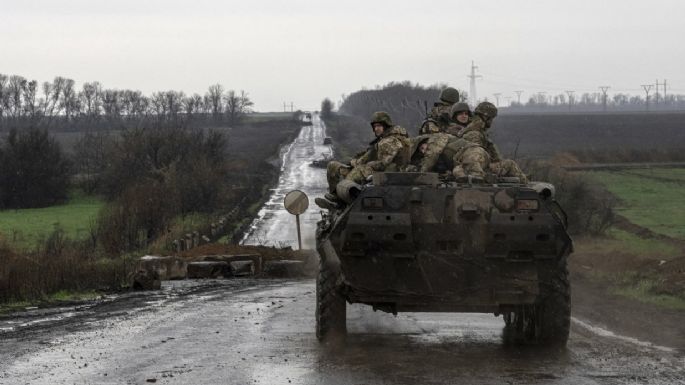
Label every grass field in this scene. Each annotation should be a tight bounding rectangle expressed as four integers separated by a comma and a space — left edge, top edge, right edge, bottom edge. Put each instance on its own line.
576, 228, 682, 259
585, 168, 685, 240
0, 191, 105, 250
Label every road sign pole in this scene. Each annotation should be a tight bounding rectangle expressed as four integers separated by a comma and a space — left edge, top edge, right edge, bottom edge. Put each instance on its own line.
295, 214, 302, 250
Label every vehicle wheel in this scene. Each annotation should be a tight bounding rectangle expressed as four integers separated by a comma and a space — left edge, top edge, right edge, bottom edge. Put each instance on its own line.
536, 263, 571, 345
504, 264, 570, 346
315, 259, 346, 342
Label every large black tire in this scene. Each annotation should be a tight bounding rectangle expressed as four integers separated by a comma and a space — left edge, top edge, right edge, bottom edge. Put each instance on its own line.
504, 263, 571, 346
315, 260, 346, 342
537, 263, 571, 345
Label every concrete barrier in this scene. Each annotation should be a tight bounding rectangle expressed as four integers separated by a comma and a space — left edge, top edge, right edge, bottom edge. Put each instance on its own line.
187, 261, 230, 279
263, 260, 306, 277
229, 261, 255, 277
202, 254, 263, 274
137, 256, 188, 280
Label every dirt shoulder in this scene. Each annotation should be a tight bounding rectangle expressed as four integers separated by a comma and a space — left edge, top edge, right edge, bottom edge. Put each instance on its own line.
569, 244, 685, 351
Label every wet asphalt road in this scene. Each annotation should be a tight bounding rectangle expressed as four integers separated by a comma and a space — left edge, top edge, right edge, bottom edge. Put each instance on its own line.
1, 279, 684, 385
2, 115, 684, 384
241, 114, 331, 248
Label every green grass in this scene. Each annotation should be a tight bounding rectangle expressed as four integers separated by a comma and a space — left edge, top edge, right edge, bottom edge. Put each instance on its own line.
0, 291, 103, 314
604, 228, 682, 257
0, 191, 105, 250
48, 290, 102, 302
585, 169, 685, 240
609, 274, 685, 310
621, 168, 685, 182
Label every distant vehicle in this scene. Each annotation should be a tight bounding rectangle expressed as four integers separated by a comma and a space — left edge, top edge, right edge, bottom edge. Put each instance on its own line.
323, 137, 333, 145
310, 153, 332, 168
314, 172, 572, 346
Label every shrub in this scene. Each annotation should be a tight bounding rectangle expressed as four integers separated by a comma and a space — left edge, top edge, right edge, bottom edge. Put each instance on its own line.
0, 128, 72, 209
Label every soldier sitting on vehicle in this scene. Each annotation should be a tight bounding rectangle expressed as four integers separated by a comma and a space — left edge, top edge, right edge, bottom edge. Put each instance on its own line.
451, 102, 472, 131
317, 111, 410, 209
405, 133, 489, 178
457, 102, 528, 183
419, 87, 461, 135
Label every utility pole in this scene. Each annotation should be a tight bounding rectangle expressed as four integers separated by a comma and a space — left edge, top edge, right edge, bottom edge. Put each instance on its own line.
290, 102, 294, 112
468, 60, 482, 106
493, 93, 502, 107
599, 86, 610, 112
565, 90, 575, 111
283, 102, 287, 113
514, 90, 523, 105
656, 79, 667, 107
641, 84, 653, 111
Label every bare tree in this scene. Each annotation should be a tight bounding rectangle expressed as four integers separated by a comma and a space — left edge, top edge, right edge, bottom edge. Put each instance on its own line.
224, 90, 253, 125
206, 84, 224, 121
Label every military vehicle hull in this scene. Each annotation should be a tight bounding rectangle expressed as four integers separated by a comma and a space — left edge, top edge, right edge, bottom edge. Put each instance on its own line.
315, 172, 573, 345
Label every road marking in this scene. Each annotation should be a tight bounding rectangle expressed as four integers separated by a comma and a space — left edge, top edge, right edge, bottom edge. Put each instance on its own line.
571, 317, 675, 352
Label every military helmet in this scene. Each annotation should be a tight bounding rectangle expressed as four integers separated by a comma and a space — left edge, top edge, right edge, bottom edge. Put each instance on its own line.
369, 111, 393, 128
474, 101, 498, 119
439, 87, 460, 104
450, 102, 472, 118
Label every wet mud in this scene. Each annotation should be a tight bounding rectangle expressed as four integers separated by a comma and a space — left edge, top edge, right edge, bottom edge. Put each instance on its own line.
1, 279, 684, 384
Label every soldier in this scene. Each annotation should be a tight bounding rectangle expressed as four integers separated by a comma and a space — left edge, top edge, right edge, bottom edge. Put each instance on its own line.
459, 102, 528, 182
318, 111, 410, 208
419, 87, 460, 135
450, 102, 472, 130
406, 133, 489, 178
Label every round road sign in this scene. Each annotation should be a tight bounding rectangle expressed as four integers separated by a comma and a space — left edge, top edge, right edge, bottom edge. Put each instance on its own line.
284, 190, 309, 215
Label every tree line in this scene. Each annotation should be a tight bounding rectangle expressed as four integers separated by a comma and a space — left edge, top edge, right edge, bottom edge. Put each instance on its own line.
0, 73, 253, 131
497, 91, 685, 113
336, 81, 464, 132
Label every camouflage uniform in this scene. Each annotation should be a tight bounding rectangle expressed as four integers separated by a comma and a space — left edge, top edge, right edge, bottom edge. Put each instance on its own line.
459, 102, 528, 182
419, 87, 460, 135
326, 112, 410, 193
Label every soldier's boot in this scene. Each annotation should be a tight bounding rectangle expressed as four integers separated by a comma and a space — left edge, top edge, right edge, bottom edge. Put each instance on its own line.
315, 197, 340, 211
324, 192, 339, 202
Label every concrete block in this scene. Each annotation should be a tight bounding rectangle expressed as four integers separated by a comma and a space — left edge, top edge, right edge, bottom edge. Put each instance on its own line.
132, 269, 161, 291
187, 261, 230, 279
263, 260, 306, 278
203, 254, 263, 274
229, 261, 255, 277
137, 255, 188, 280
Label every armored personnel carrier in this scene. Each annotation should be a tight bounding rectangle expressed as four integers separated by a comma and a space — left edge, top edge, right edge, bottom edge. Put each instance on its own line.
315, 172, 573, 345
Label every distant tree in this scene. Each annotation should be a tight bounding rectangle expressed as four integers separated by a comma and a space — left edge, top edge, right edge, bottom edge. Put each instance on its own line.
206, 84, 224, 121
0, 129, 71, 209
224, 90, 253, 125
321, 98, 334, 120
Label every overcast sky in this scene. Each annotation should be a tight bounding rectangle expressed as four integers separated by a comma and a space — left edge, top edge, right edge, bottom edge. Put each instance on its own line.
2, 0, 684, 111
